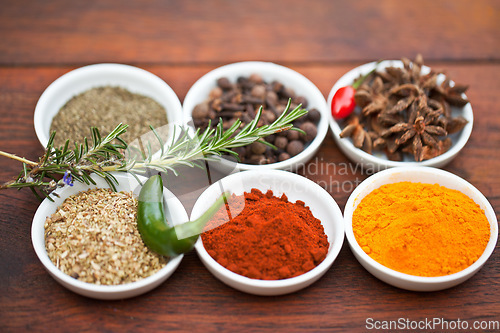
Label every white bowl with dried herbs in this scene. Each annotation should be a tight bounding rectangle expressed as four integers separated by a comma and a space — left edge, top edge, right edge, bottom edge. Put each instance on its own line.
31, 172, 186, 300
34, 63, 183, 148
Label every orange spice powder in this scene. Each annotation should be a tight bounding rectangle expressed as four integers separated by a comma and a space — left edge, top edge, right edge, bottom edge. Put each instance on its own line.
352, 182, 490, 277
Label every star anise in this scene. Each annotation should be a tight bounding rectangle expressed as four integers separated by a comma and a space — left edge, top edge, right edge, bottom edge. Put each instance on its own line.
403, 137, 452, 161
337, 54, 470, 162
381, 114, 447, 162
432, 77, 469, 107
372, 135, 404, 161
339, 114, 373, 153
446, 116, 469, 134
354, 76, 388, 117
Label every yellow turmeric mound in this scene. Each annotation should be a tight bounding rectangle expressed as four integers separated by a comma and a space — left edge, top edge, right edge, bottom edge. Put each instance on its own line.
353, 182, 490, 277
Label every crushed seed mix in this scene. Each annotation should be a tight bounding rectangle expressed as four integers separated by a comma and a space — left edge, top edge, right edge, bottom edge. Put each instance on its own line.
44, 188, 168, 285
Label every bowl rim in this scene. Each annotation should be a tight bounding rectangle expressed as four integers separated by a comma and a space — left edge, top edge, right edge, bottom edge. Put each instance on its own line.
327, 60, 474, 169
344, 166, 498, 285
31, 172, 185, 296
33, 63, 183, 148
182, 61, 329, 171
192, 169, 345, 290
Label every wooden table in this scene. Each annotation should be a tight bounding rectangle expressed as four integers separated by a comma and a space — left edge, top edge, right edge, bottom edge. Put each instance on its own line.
1, 1, 499, 331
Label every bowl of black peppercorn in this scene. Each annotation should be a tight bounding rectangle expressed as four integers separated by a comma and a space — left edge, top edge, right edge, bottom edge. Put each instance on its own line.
183, 62, 328, 172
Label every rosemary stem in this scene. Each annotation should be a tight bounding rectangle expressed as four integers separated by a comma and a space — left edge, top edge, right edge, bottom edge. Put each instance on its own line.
0, 151, 38, 166
0, 100, 308, 199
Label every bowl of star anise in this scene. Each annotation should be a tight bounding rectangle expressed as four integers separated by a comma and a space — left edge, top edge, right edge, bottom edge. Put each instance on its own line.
327, 55, 473, 170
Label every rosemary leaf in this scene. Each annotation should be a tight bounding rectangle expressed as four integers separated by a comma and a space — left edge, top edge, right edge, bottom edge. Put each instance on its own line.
0, 100, 308, 198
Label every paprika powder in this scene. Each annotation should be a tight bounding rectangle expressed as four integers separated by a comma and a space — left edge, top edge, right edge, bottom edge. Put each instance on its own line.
201, 189, 329, 280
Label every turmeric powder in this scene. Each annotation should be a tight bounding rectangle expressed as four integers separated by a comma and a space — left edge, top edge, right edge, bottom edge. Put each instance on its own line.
352, 182, 490, 277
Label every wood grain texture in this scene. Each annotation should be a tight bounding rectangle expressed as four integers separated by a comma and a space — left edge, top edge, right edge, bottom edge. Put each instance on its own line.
0, 0, 499, 65
0, 0, 499, 332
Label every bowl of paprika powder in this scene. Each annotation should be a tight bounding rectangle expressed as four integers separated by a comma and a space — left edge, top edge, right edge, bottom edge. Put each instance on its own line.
344, 166, 497, 292
191, 169, 344, 296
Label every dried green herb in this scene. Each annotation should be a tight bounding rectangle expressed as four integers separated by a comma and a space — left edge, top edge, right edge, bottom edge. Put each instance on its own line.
50, 86, 168, 147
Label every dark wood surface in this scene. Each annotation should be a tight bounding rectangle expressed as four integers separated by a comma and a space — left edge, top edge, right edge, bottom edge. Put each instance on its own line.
0, 1, 499, 332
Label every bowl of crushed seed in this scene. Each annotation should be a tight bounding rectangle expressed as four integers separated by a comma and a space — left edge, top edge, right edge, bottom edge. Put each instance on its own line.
31, 172, 187, 300
34, 63, 183, 149
327, 55, 473, 170
183, 61, 329, 172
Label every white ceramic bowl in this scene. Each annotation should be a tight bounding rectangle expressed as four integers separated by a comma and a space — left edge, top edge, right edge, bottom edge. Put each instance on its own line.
183, 61, 329, 172
31, 172, 186, 300
34, 63, 184, 148
327, 61, 474, 170
344, 166, 498, 291
192, 170, 344, 296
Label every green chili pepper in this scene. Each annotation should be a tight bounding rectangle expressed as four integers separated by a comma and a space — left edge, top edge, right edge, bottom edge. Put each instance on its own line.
137, 175, 227, 257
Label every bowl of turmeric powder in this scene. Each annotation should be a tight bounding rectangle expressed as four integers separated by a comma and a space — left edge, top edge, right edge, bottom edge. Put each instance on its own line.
344, 166, 497, 292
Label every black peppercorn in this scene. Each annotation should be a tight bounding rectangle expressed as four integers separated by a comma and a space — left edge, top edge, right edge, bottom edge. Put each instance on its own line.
209, 87, 223, 99
191, 74, 320, 165
294, 96, 308, 108
286, 140, 304, 156
287, 130, 300, 141
217, 77, 232, 90
275, 136, 288, 150
192, 102, 210, 119
232, 147, 247, 161
250, 142, 267, 155
262, 110, 276, 123
251, 85, 266, 99
300, 122, 318, 142
249, 154, 267, 164
264, 134, 276, 144
249, 73, 264, 84
278, 152, 291, 161
266, 91, 278, 106
306, 108, 321, 123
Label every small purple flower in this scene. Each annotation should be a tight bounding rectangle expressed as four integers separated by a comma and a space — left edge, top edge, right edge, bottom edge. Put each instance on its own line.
63, 171, 74, 186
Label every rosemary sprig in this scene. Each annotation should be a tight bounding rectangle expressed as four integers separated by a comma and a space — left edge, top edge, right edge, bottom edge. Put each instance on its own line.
122, 100, 306, 175
0, 100, 307, 199
0, 124, 128, 199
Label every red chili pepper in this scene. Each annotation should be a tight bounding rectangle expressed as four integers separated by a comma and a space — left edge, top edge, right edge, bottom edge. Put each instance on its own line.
331, 63, 380, 120
331, 86, 357, 120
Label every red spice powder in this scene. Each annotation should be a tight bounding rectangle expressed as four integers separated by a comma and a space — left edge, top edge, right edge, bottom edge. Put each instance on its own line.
201, 188, 329, 280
